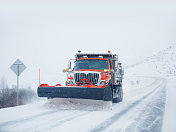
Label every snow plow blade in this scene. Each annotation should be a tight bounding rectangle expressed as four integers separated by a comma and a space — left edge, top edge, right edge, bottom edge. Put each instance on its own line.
37, 86, 112, 101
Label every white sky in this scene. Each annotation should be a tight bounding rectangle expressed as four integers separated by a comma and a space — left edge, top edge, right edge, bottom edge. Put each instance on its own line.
0, 0, 176, 90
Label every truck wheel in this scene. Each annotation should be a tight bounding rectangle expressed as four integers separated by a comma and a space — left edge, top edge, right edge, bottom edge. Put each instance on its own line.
104, 85, 112, 101
113, 86, 123, 103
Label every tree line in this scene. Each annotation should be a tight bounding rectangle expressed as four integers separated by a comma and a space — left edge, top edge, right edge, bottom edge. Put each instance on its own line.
0, 76, 37, 108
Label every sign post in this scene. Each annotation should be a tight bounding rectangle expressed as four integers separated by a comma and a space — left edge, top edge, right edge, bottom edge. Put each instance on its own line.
10, 59, 26, 106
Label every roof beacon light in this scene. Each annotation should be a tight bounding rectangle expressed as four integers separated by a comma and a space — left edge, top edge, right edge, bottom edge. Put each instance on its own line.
108, 50, 111, 53
78, 50, 81, 53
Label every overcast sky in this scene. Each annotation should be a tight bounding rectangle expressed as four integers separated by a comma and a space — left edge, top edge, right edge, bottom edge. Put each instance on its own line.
0, 0, 176, 90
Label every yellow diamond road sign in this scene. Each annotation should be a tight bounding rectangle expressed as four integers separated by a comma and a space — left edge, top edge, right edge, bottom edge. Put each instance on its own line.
10, 59, 26, 76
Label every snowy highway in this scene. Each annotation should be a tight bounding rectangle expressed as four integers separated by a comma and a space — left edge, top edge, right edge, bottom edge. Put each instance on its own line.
0, 76, 166, 132
1, 1, 176, 131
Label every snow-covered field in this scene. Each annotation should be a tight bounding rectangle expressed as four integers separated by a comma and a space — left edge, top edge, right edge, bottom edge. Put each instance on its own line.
0, 45, 176, 132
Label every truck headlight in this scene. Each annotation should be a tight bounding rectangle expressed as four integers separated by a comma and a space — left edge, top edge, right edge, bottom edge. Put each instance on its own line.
66, 80, 73, 85
105, 80, 109, 84
100, 81, 105, 86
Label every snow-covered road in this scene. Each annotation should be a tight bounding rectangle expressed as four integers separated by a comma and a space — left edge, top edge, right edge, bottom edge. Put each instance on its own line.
0, 76, 166, 132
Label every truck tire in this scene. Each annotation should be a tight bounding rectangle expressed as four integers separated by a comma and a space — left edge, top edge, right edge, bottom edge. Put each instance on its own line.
113, 86, 123, 103
104, 85, 112, 101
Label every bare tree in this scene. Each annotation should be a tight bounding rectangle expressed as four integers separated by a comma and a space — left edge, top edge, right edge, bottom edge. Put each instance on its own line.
0, 76, 37, 108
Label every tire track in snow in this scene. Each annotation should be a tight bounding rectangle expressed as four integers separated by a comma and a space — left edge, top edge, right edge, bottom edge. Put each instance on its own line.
0, 109, 83, 131
0, 110, 60, 128
127, 84, 166, 132
34, 111, 91, 132
91, 78, 166, 132
0, 108, 90, 132
0, 106, 90, 132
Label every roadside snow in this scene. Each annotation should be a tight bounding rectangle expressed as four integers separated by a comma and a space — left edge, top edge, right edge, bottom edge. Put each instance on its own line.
162, 77, 176, 132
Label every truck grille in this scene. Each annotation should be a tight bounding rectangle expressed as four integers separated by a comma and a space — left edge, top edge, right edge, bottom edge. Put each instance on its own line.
74, 73, 99, 85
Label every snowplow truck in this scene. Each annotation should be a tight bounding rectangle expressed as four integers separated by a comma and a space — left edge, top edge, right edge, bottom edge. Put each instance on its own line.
37, 51, 124, 103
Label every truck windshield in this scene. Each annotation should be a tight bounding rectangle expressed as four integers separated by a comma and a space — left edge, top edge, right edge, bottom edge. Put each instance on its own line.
74, 59, 109, 70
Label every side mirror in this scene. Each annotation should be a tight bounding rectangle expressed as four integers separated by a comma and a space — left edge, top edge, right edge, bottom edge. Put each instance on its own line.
63, 69, 67, 73
68, 61, 71, 69
63, 68, 73, 73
